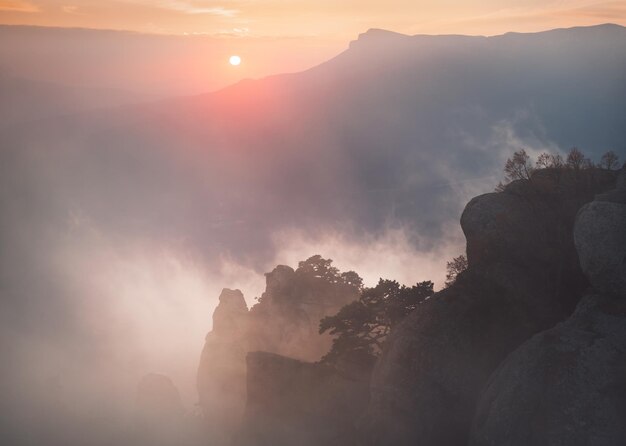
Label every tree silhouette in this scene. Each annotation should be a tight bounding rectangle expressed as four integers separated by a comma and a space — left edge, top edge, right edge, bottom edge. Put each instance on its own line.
319, 279, 434, 364
600, 151, 620, 170
498, 147, 606, 191
297, 255, 341, 282
565, 147, 589, 170
444, 255, 468, 288
503, 149, 533, 182
284, 255, 363, 308
536, 152, 564, 169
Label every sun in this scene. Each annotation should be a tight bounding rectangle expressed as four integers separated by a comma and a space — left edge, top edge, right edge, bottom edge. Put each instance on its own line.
229, 55, 241, 66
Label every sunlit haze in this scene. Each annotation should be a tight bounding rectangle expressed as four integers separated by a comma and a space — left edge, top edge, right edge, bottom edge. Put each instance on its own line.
1, 1, 626, 93
1, 2, 625, 446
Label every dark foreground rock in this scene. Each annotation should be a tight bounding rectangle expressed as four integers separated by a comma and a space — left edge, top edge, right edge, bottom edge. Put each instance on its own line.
470, 294, 626, 446
360, 169, 618, 446
574, 200, 626, 297
235, 352, 370, 446
470, 167, 626, 446
361, 262, 566, 446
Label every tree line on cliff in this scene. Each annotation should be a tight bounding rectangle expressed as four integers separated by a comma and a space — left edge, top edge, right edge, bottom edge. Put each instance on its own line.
317, 147, 621, 367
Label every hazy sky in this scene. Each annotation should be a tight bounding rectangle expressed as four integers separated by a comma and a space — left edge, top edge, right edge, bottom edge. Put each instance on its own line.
2, 0, 625, 90
1, 0, 625, 37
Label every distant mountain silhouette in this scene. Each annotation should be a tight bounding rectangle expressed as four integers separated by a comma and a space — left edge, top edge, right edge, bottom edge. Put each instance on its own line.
3, 24, 623, 266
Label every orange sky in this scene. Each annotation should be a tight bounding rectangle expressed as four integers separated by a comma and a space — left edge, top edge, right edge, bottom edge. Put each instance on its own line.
1, 0, 625, 93
1, 0, 625, 38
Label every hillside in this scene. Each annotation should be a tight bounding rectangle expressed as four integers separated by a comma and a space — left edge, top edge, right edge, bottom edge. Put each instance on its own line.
231, 166, 623, 446
2, 24, 625, 269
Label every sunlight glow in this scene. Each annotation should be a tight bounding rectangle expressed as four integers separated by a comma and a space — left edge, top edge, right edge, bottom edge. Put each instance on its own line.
229, 55, 241, 66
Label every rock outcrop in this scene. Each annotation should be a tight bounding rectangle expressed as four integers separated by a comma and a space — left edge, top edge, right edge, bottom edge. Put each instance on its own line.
574, 170, 626, 297
469, 167, 626, 445
361, 168, 618, 445
470, 294, 626, 446
247, 264, 359, 361
197, 289, 249, 443
235, 352, 370, 446
210, 288, 249, 337
197, 258, 360, 443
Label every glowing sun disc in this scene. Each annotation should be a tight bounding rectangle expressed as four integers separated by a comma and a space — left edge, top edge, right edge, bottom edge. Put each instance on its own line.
229, 55, 241, 66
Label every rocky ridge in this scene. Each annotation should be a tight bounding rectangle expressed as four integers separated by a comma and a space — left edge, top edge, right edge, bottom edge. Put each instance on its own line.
197, 259, 360, 444
469, 167, 626, 445
361, 167, 619, 445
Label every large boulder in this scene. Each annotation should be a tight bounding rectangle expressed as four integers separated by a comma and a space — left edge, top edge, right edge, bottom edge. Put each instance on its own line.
361, 169, 618, 445
470, 294, 626, 446
574, 168, 626, 297
462, 188, 552, 268
470, 170, 626, 445
361, 263, 564, 446
574, 201, 626, 297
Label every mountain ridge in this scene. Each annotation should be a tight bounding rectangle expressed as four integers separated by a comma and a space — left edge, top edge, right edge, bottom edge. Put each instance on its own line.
176, 22, 626, 104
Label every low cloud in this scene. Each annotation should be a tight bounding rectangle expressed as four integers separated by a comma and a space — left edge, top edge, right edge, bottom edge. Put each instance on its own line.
271, 225, 465, 291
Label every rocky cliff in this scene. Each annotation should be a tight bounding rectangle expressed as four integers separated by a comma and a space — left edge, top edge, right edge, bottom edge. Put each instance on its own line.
198, 166, 623, 446
361, 167, 619, 445
247, 263, 358, 362
469, 167, 626, 446
235, 352, 370, 446
197, 289, 249, 444
197, 258, 360, 443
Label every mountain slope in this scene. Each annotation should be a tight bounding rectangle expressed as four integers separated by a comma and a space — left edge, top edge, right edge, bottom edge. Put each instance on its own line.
5, 24, 623, 260
0, 73, 153, 129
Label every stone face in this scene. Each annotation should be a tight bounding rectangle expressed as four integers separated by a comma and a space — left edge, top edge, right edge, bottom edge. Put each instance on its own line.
247, 264, 359, 362
197, 289, 249, 444
362, 170, 619, 446
263, 265, 295, 299
236, 352, 370, 446
469, 170, 626, 446
197, 264, 361, 442
361, 263, 565, 446
470, 295, 626, 446
574, 170, 626, 298
211, 288, 248, 337
462, 189, 548, 268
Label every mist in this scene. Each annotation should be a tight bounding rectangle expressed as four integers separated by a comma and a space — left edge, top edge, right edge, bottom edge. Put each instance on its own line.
1, 22, 625, 446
